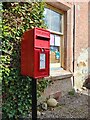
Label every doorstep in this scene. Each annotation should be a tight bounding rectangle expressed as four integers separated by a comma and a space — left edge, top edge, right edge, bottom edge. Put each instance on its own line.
45, 68, 73, 80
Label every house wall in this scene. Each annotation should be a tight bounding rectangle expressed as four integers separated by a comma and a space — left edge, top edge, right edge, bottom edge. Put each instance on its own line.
75, 2, 88, 65
41, 1, 89, 101
63, 2, 89, 90
38, 78, 72, 104
74, 2, 89, 90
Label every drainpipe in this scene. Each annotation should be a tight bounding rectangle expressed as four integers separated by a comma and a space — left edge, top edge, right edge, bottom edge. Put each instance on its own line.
73, 4, 75, 87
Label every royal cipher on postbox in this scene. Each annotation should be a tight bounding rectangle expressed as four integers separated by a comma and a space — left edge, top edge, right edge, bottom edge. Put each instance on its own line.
21, 27, 50, 79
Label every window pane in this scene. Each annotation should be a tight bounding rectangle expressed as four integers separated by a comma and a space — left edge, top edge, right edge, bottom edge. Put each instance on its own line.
50, 34, 61, 63
44, 8, 62, 33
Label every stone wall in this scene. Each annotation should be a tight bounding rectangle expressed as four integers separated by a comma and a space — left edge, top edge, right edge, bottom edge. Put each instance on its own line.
75, 2, 88, 63
38, 77, 72, 103
74, 48, 90, 89
74, 3, 89, 90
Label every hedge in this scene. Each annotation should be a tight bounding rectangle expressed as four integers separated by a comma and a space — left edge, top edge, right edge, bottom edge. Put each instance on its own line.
1, 2, 50, 119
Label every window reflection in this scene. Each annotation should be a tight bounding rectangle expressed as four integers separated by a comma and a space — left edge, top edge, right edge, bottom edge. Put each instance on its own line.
44, 8, 62, 33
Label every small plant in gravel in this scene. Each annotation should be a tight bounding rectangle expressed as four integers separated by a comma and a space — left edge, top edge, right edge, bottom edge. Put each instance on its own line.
68, 89, 75, 96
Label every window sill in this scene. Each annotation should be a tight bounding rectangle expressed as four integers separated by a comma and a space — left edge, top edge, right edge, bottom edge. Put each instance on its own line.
45, 69, 73, 81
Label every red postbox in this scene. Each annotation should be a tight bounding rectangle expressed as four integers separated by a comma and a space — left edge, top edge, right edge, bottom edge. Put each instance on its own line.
21, 27, 50, 79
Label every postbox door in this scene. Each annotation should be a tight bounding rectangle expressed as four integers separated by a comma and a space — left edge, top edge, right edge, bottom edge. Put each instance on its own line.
34, 48, 49, 78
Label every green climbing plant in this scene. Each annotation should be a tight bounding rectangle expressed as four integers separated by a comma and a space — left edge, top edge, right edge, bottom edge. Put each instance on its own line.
1, 2, 50, 119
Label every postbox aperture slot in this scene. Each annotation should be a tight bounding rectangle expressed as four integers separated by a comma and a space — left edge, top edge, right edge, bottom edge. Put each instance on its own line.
36, 35, 49, 41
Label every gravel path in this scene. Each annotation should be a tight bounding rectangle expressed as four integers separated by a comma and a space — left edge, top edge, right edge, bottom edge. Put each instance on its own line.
38, 93, 89, 119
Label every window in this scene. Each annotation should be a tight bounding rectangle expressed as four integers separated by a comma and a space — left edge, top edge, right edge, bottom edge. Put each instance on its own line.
44, 8, 63, 33
44, 7, 64, 68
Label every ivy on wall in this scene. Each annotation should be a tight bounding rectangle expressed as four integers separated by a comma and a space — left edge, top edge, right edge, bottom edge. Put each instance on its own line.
2, 2, 50, 119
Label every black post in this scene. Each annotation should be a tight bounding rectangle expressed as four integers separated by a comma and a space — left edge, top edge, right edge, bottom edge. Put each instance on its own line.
32, 78, 37, 120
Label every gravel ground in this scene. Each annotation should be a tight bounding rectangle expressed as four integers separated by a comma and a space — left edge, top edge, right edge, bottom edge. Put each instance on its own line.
38, 92, 89, 119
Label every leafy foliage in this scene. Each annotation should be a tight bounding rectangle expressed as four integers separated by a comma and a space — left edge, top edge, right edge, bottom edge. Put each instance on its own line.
2, 2, 49, 119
